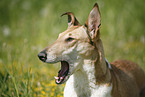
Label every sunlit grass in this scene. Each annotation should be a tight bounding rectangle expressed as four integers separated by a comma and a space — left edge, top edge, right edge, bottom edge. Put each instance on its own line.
0, 62, 64, 96
0, 0, 145, 96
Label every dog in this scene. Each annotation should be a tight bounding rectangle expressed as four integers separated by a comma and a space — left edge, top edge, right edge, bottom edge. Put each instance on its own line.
38, 3, 145, 97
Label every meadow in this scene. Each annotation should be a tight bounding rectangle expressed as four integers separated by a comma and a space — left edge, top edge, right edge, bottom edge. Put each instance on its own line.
0, 0, 145, 96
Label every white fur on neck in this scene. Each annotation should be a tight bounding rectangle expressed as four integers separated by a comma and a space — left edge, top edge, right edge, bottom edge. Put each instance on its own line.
64, 59, 112, 97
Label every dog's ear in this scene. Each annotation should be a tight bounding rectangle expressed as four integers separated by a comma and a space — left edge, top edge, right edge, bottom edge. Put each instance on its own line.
85, 3, 101, 41
61, 12, 81, 28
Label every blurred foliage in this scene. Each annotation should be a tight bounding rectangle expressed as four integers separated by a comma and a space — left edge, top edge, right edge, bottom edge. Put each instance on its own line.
0, 0, 145, 96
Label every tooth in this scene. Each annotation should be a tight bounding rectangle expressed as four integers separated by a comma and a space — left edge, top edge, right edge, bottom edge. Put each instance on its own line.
54, 76, 59, 79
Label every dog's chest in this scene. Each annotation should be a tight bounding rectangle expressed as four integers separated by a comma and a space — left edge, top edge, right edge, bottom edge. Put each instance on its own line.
64, 74, 112, 97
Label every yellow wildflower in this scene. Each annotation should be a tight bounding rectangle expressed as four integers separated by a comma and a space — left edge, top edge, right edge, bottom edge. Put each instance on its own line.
41, 90, 46, 95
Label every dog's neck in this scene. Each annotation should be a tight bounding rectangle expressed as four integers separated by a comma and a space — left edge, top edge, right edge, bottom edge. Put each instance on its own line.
64, 40, 112, 97
78, 40, 111, 85
76, 52, 110, 83
78, 55, 111, 86
65, 55, 112, 97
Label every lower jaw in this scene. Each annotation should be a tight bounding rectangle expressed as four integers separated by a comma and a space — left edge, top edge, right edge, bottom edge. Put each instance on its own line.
55, 79, 66, 84
55, 75, 69, 84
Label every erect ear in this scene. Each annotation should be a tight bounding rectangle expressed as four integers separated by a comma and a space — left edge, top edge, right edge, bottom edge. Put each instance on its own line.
61, 12, 81, 28
85, 3, 101, 41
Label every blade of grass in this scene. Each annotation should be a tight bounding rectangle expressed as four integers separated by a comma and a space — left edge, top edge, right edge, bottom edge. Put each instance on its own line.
3, 64, 19, 97
26, 67, 31, 96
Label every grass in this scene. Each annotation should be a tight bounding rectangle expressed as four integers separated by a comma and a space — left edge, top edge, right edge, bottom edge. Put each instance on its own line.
0, 0, 145, 96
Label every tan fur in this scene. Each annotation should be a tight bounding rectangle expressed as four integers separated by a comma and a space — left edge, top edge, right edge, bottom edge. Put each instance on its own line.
38, 3, 145, 97
111, 60, 145, 97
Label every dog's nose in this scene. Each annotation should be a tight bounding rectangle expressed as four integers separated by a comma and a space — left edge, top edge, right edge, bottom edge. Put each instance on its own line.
38, 52, 47, 62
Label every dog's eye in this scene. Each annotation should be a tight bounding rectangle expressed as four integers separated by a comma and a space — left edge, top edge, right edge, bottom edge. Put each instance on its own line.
65, 37, 74, 42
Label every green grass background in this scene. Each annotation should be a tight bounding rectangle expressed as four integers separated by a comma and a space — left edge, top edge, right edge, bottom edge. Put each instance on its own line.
0, 0, 145, 96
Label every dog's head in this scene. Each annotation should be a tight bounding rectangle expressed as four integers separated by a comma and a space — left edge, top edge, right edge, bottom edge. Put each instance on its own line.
38, 3, 101, 84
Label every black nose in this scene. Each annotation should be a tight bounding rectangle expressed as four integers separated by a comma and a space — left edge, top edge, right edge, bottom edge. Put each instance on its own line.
38, 52, 47, 62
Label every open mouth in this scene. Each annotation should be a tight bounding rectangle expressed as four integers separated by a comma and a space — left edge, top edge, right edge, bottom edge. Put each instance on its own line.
54, 61, 70, 84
